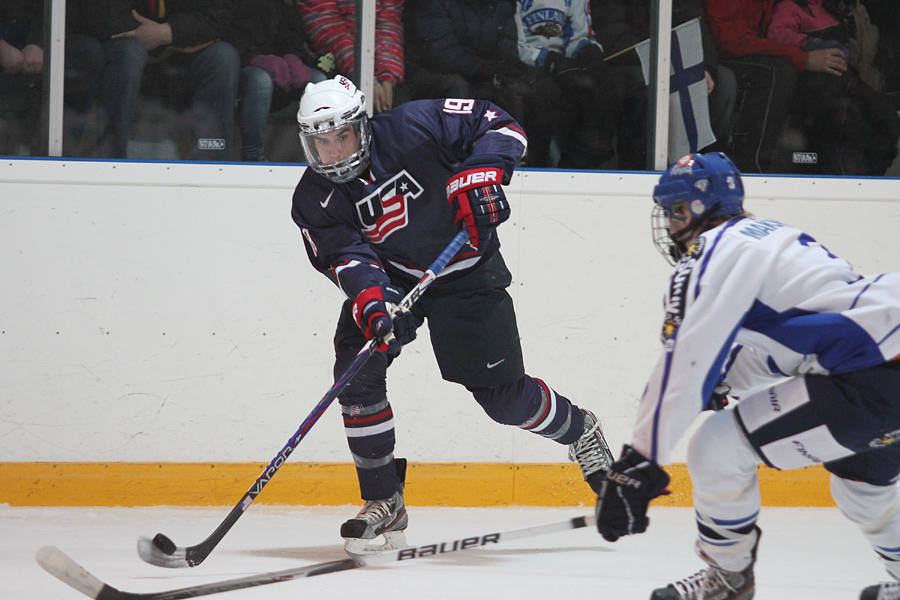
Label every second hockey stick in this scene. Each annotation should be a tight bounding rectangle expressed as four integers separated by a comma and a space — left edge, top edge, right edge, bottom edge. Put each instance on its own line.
137, 229, 471, 568
39, 514, 595, 600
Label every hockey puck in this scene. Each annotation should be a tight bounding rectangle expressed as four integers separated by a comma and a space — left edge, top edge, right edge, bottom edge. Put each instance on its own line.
153, 533, 177, 555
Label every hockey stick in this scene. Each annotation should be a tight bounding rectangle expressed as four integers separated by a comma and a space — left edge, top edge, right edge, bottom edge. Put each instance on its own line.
137, 230, 471, 569
39, 514, 595, 600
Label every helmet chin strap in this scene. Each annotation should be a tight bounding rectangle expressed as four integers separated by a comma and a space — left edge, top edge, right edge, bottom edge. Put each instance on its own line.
669, 224, 697, 261
669, 201, 723, 260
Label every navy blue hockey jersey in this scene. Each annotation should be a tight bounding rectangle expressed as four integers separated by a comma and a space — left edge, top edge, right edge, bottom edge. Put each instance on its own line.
291, 98, 528, 301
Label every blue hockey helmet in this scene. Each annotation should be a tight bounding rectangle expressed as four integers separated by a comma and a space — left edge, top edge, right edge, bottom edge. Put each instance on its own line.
651, 153, 745, 264
653, 152, 744, 219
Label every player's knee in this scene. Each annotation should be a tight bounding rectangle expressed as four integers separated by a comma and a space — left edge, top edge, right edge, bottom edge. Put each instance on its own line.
831, 476, 900, 528
335, 354, 388, 407
471, 380, 530, 425
688, 410, 760, 495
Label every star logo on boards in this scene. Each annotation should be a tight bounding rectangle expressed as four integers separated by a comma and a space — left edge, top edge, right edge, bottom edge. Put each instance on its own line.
484, 110, 497, 122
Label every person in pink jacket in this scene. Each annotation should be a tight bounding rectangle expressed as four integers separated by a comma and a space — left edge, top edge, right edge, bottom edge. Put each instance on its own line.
768, 0, 848, 61
766, 0, 898, 175
702, 0, 849, 173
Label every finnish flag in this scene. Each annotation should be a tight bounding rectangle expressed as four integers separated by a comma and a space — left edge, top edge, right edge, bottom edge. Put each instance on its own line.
635, 18, 715, 161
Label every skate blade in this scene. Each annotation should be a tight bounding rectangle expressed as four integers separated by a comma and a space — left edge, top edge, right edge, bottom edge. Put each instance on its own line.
344, 530, 408, 559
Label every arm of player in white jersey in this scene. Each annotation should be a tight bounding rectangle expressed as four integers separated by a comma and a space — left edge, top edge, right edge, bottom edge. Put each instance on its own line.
722, 344, 793, 400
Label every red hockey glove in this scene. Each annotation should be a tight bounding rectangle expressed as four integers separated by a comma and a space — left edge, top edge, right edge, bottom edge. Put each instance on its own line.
446, 168, 509, 250
351, 284, 417, 353
595, 444, 670, 542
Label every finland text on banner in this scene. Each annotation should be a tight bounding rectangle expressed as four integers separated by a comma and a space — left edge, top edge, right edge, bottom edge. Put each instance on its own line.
634, 18, 715, 161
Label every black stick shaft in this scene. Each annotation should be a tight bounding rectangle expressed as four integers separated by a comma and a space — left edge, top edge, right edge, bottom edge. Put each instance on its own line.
140, 230, 472, 568
40, 514, 593, 600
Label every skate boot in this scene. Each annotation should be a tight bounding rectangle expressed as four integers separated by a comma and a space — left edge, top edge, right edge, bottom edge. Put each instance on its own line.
650, 563, 755, 600
341, 458, 409, 558
861, 581, 900, 600
651, 527, 760, 600
568, 409, 614, 494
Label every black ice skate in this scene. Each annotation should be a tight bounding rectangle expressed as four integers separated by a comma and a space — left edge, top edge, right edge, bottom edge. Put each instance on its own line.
341, 458, 409, 558
568, 409, 614, 494
651, 527, 760, 600
861, 581, 900, 600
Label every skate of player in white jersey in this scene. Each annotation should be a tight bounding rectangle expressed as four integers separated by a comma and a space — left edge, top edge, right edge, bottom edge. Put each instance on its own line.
593, 151, 900, 600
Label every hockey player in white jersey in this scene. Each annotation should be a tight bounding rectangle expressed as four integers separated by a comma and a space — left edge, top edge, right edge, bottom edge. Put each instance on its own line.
593, 152, 900, 600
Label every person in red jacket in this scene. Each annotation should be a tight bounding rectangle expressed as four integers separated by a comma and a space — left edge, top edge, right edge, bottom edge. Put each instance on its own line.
298, 0, 404, 113
702, 0, 847, 173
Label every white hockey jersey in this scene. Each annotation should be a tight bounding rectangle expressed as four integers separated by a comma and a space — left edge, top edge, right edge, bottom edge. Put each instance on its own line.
516, 0, 601, 67
632, 217, 900, 464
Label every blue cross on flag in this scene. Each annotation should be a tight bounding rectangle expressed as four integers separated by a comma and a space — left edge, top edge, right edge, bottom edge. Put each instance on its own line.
634, 18, 716, 162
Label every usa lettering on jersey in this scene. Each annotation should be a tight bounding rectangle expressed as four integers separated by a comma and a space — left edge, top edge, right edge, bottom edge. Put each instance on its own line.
356, 171, 424, 244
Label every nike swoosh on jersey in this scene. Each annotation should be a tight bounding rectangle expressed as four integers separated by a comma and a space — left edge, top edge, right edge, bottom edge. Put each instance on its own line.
320, 190, 334, 208
486, 359, 506, 369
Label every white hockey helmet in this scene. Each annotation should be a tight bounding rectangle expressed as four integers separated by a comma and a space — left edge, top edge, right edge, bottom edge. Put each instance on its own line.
297, 76, 372, 183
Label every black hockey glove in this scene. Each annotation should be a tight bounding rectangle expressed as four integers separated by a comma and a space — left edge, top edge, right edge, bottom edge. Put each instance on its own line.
595, 444, 670, 542
351, 284, 417, 354
575, 43, 604, 65
541, 50, 581, 76
446, 168, 509, 251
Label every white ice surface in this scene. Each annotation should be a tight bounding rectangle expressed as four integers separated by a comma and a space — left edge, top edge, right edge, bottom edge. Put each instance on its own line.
4, 505, 888, 599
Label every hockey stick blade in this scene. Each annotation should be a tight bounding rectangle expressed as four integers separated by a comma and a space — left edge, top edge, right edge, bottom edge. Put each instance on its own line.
136, 534, 188, 569
136, 230, 471, 569
42, 514, 594, 600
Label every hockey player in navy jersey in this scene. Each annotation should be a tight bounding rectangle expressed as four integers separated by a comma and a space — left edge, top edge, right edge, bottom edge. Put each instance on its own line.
291, 76, 613, 558
593, 152, 900, 600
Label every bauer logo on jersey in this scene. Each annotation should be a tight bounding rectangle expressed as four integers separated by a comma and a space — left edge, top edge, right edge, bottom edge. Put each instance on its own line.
869, 429, 900, 448
661, 237, 705, 349
356, 171, 424, 244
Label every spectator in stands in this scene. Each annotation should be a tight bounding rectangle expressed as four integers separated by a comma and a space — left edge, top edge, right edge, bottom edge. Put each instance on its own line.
767, 0, 899, 175
70, 0, 240, 161
702, 0, 849, 174
515, 0, 627, 169
226, 0, 323, 162
0, 1, 46, 155
0, 0, 104, 158
297, 0, 404, 114
404, 0, 559, 168
866, 0, 900, 111
591, 0, 735, 165
65, 0, 111, 158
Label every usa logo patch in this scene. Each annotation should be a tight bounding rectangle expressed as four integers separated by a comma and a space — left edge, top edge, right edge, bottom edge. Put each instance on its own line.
356, 171, 423, 244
